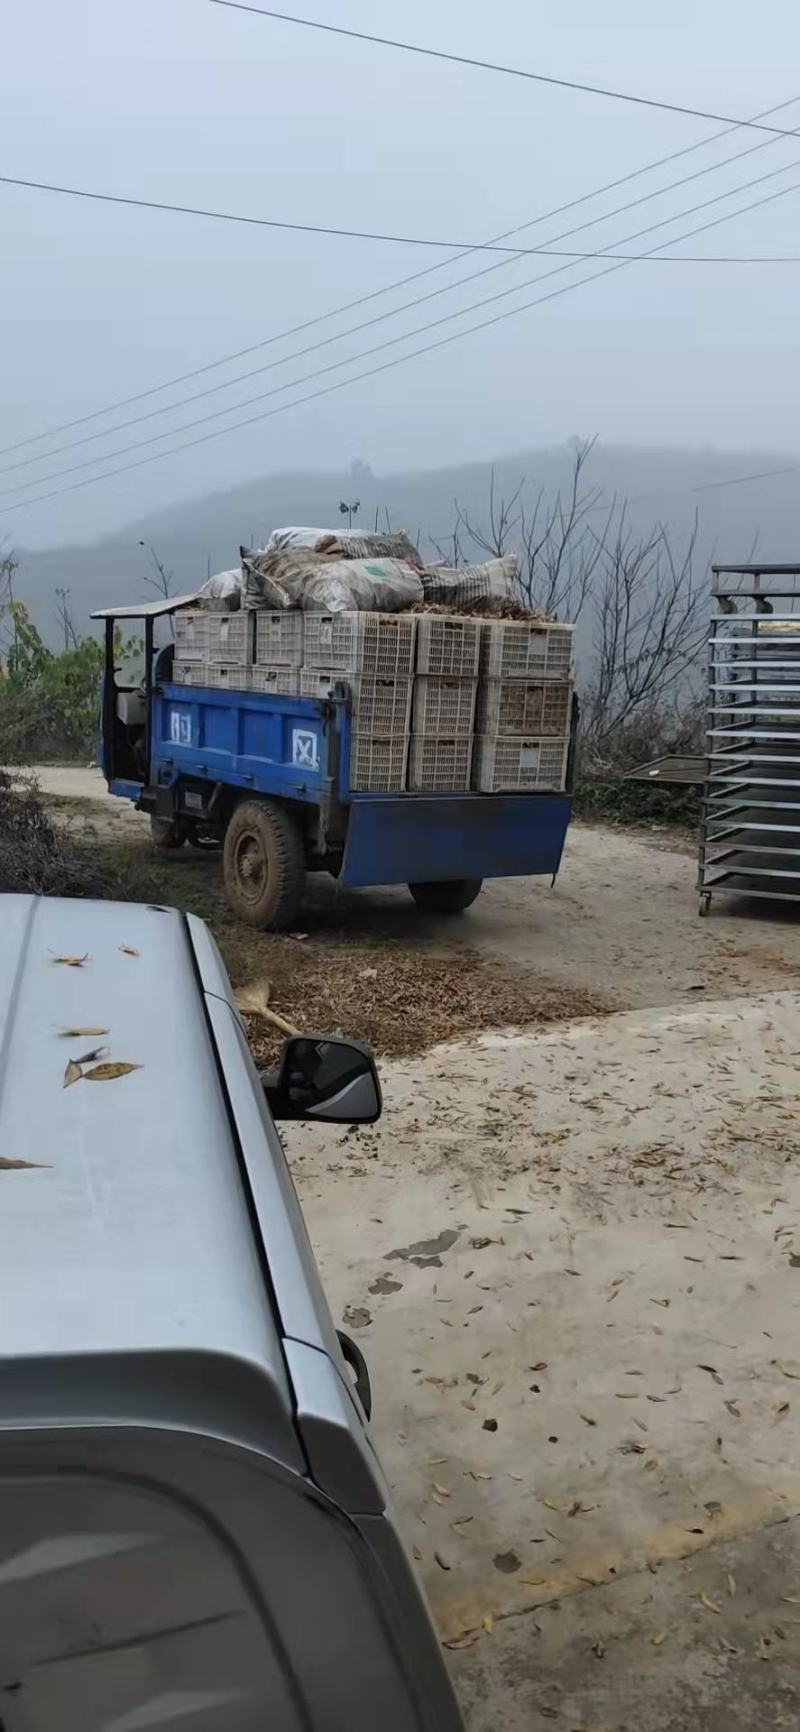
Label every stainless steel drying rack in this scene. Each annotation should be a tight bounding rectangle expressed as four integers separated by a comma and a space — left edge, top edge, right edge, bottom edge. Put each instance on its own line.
698, 566, 800, 915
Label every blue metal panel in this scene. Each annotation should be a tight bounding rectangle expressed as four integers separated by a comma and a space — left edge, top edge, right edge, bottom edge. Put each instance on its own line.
109, 777, 144, 802
339, 793, 571, 886
151, 683, 336, 804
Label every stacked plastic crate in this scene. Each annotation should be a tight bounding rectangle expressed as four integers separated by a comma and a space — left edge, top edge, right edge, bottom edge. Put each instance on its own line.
409, 616, 481, 791
172, 611, 253, 688
172, 610, 303, 690
302, 611, 416, 791
473, 620, 575, 791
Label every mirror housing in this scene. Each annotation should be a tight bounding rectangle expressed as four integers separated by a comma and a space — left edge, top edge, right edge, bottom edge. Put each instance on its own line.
263, 1034, 382, 1125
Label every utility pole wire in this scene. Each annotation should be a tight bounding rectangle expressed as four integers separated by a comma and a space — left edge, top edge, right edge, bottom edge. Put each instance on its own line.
3, 89, 797, 462
210, 0, 800, 142
3, 169, 799, 518
5, 95, 800, 479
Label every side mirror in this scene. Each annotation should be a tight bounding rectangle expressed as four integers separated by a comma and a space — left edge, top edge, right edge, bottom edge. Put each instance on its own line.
263, 1035, 382, 1125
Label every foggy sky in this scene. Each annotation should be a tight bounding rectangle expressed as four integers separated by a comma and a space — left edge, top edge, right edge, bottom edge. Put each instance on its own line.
2, 0, 799, 549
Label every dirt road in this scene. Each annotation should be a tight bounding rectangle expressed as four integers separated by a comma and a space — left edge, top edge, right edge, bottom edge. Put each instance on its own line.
30, 761, 800, 1015
291, 993, 800, 1730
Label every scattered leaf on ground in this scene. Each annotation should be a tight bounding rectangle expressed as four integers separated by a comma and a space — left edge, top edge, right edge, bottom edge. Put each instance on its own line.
482, 1613, 494, 1634
698, 1364, 723, 1385
52, 954, 89, 967
0, 1157, 48, 1170
542, 1497, 570, 1512
83, 1062, 142, 1083
652, 1631, 669, 1646
60, 1026, 108, 1037
444, 1632, 479, 1651
724, 1400, 741, 1418
728, 1574, 737, 1598
433, 1551, 451, 1571
777, 1360, 800, 1380
699, 1593, 722, 1614
63, 1058, 83, 1089
119, 945, 140, 957
432, 1482, 451, 1498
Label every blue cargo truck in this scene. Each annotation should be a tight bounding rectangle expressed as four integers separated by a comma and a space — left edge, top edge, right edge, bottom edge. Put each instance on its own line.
95, 597, 575, 928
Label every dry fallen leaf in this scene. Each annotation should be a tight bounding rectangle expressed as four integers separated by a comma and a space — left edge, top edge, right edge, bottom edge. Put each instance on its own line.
724, 1399, 741, 1418
699, 1593, 722, 1615
433, 1551, 451, 1571
777, 1360, 800, 1380
521, 1575, 548, 1588
63, 1058, 83, 1089
728, 1574, 737, 1598
482, 1613, 494, 1634
432, 1482, 451, 1498
119, 945, 140, 957
443, 1632, 479, 1651
775, 1400, 790, 1416
52, 953, 89, 967
83, 1062, 142, 1083
0, 1156, 48, 1170
60, 1026, 108, 1037
412, 1544, 422, 1561
542, 1497, 570, 1513
698, 1364, 724, 1386
73, 1045, 109, 1066
652, 1630, 669, 1647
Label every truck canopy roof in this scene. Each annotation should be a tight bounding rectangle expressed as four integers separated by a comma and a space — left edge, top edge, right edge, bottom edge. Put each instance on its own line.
91, 593, 199, 619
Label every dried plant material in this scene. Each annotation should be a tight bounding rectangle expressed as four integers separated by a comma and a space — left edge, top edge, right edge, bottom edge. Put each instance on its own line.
724, 1400, 741, 1418
699, 1592, 722, 1615
650, 1298, 670, 1308
412, 1544, 422, 1561
51, 953, 89, 967
521, 1574, 548, 1588
542, 1496, 569, 1513
63, 1058, 83, 1089
728, 1574, 737, 1598
781, 1595, 800, 1605
580, 1414, 597, 1427
450, 1517, 473, 1535
482, 1613, 494, 1634
443, 1632, 479, 1651
758, 1635, 772, 1661
0, 1156, 48, 1170
60, 1026, 108, 1037
432, 1482, 451, 1499
615, 1392, 641, 1400
119, 945, 140, 957
464, 1470, 492, 1481
433, 1550, 451, 1571
652, 1630, 668, 1647
83, 1062, 142, 1083
775, 1400, 790, 1416
698, 1364, 723, 1386
777, 1360, 800, 1380
73, 1045, 109, 1066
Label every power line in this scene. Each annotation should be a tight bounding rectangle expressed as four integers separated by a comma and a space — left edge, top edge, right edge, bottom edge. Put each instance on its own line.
4, 168, 799, 517
4, 157, 799, 499
3, 93, 797, 467
5, 172, 799, 267
5, 98, 800, 482
694, 463, 799, 492
210, 1, 800, 143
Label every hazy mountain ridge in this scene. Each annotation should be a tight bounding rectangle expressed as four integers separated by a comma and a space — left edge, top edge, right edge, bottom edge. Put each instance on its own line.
9, 440, 800, 644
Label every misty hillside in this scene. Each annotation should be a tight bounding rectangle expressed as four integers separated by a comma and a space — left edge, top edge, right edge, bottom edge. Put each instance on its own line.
10, 440, 800, 645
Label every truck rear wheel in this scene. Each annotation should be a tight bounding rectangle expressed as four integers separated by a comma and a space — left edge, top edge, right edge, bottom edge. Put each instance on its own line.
223, 798, 305, 929
408, 878, 483, 915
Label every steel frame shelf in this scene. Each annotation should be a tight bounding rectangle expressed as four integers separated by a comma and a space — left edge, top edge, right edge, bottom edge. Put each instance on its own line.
698, 566, 800, 915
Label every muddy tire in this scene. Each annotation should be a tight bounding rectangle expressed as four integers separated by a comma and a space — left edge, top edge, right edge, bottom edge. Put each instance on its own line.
150, 815, 184, 851
408, 878, 483, 915
223, 798, 305, 929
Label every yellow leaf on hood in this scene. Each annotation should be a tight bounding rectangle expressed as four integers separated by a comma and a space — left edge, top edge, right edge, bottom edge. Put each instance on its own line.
83, 1062, 142, 1083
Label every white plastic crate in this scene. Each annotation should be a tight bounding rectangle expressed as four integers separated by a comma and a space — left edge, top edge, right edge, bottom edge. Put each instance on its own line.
476, 678, 573, 738
174, 661, 252, 692
413, 675, 477, 736
173, 610, 251, 665
303, 611, 416, 675
473, 734, 570, 792
408, 735, 473, 793
481, 620, 575, 681
254, 609, 304, 667
349, 735, 409, 792
300, 671, 412, 732
250, 666, 300, 697
415, 615, 481, 677
171, 660, 206, 686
